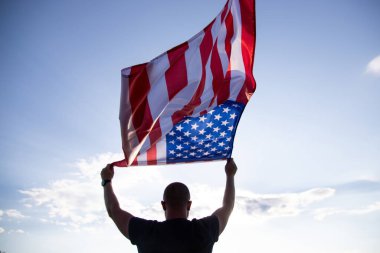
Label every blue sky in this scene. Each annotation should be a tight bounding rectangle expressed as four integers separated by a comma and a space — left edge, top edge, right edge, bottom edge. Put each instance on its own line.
1, 0, 379, 252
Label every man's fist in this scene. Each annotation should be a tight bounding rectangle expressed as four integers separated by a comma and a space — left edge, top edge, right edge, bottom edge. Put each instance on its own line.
101, 164, 114, 181
225, 158, 237, 177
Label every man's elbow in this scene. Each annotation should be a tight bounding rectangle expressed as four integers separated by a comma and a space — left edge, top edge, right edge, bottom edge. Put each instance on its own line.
107, 205, 119, 219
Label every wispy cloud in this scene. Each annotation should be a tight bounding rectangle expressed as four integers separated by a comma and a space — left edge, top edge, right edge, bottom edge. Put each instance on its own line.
5, 209, 27, 219
235, 188, 335, 220
0, 227, 4, 234
20, 152, 166, 230
18, 152, 379, 232
314, 202, 380, 221
366, 55, 380, 76
0, 209, 27, 220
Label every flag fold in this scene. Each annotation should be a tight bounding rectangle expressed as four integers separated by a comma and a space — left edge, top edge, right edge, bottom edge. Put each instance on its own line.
114, 0, 256, 167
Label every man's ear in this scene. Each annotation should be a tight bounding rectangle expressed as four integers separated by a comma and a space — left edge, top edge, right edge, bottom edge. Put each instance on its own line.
161, 201, 166, 211
187, 201, 192, 211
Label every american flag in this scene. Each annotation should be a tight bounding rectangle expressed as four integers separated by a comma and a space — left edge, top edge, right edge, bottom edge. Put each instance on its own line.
113, 0, 256, 167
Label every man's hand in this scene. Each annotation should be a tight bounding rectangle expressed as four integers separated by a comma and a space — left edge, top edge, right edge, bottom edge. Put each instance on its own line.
101, 164, 114, 181
225, 158, 237, 177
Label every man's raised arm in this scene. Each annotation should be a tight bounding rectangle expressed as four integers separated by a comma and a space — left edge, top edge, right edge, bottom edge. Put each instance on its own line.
212, 158, 237, 235
101, 164, 134, 239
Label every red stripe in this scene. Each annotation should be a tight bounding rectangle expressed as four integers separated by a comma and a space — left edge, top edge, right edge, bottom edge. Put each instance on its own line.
237, 0, 256, 104
221, 0, 230, 21
170, 20, 215, 125
165, 42, 189, 100
146, 144, 157, 165
128, 65, 154, 143
208, 38, 225, 106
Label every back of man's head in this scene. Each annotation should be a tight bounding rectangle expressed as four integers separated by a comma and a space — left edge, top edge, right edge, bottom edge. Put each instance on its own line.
163, 182, 191, 209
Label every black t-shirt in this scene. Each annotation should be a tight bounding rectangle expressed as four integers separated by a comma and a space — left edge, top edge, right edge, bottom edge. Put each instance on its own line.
129, 215, 220, 253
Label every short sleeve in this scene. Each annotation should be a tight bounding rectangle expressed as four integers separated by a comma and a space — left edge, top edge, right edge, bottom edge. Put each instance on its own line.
197, 215, 220, 243
128, 217, 157, 245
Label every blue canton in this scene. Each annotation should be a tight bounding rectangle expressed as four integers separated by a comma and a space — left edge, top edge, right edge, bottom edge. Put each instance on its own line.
166, 100, 245, 163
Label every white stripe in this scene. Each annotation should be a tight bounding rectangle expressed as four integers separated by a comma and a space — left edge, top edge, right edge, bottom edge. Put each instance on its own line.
155, 137, 167, 164
228, 0, 246, 101
136, 151, 148, 166
159, 31, 205, 125
147, 53, 171, 122
193, 14, 224, 115
217, 17, 230, 77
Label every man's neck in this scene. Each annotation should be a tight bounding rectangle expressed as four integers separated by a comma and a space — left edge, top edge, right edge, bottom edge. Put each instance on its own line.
165, 209, 188, 220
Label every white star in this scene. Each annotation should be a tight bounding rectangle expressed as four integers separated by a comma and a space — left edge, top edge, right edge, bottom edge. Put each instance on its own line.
206, 134, 212, 139
205, 143, 211, 148
214, 114, 222, 120
221, 120, 229, 126
199, 140, 204, 145
184, 131, 191, 137
169, 140, 175, 144
184, 141, 190, 145
203, 151, 210, 156
169, 131, 175, 136
191, 123, 199, 130
191, 136, 198, 141
223, 107, 231, 113
199, 115, 207, 122
199, 129, 206, 135
176, 125, 184, 131
208, 110, 215, 115
224, 146, 231, 150
206, 122, 214, 128
190, 152, 196, 156
169, 150, 175, 154
218, 142, 225, 147
191, 146, 197, 150
220, 131, 227, 137
230, 113, 237, 119
228, 126, 234, 131
198, 149, 204, 153
176, 153, 182, 157
183, 156, 188, 159
226, 137, 232, 141
176, 136, 183, 141
176, 144, 183, 150
184, 118, 191, 124
213, 126, 220, 132
232, 104, 239, 108
211, 147, 217, 152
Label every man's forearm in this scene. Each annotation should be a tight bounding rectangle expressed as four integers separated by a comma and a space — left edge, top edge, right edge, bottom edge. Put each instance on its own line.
222, 175, 235, 214
104, 183, 120, 217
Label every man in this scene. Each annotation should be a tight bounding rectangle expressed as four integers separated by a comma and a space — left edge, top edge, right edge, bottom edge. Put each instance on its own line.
101, 158, 237, 253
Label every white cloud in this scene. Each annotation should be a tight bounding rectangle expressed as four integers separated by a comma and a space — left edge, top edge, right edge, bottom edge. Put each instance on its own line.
20, 152, 167, 230
5, 209, 26, 219
8, 229, 25, 234
314, 202, 380, 221
366, 55, 380, 76
0, 227, 4, 234
187, 186, 335, 221
235, 188, 335, 220
21, 152, 380, 233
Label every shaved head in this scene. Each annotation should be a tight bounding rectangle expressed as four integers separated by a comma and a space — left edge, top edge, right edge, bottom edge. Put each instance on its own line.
163, 182, 191, 208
